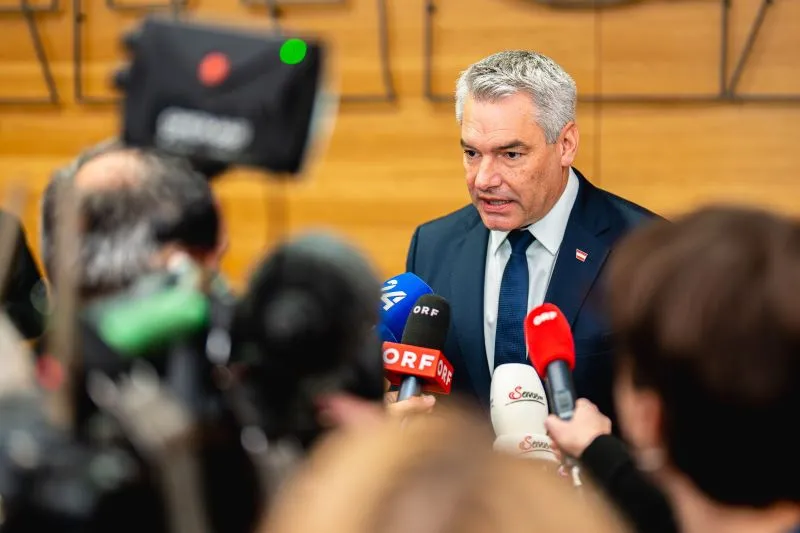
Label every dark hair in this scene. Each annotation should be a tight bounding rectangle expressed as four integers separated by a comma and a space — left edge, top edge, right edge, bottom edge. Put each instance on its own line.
606, 206, 800, 507
41, 141, 219, 296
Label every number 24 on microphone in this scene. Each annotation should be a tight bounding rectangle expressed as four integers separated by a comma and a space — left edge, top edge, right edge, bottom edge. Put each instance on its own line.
382, 342, 454, 395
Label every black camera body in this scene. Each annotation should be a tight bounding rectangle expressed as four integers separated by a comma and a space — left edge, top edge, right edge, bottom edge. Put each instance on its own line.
0, 16, 381, 533
116, 17, 327, 176
0, 394, 152, 533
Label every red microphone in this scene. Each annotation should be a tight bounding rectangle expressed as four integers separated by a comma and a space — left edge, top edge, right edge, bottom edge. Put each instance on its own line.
383, 294, 454, 400
524, 303, 577, 421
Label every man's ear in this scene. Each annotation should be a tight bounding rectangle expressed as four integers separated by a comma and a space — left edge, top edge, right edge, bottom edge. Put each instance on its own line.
615, 365, 664, 452
629, 389, 663, 450
559, 122, 579, 168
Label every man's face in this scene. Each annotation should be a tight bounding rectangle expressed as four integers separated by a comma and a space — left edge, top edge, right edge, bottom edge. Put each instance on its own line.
461, 93, 578, 231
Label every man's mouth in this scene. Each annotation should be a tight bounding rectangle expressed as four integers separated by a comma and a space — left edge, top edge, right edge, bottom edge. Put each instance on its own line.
482, 198, 512, 206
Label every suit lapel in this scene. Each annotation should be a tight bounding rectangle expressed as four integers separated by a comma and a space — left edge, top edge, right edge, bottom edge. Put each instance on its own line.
449, 215, 492, 401
544, 171, 613, 327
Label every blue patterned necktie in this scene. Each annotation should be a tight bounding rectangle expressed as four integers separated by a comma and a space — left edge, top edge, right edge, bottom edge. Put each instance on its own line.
494, 229, 535, 369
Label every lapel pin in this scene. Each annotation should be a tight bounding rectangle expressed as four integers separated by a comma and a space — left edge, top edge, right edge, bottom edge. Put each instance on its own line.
575, 249, 588, 262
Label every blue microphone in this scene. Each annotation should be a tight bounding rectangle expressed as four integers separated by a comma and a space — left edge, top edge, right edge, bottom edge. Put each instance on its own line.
377, 323, 397, 343
379, 273, 432, 343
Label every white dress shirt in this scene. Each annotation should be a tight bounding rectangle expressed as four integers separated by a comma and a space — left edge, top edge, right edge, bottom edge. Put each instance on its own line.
483, 168, 580, 371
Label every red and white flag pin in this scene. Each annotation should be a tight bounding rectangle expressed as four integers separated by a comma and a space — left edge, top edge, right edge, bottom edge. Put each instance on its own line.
575, 249, 588, 262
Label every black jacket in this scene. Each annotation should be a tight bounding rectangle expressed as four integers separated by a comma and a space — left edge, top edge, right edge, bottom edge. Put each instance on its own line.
581, 435, 678, 533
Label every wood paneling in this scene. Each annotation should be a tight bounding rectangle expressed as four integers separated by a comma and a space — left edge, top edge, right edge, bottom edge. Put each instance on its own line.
1, 0, 798, 289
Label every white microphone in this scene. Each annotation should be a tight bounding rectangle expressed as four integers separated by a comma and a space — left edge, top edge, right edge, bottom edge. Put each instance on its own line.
491, 363, 549, 434
490, 363, 557, 463
493, 433, 558, 462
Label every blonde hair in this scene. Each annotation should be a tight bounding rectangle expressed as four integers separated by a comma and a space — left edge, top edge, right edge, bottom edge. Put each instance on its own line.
263, 408, 629, 533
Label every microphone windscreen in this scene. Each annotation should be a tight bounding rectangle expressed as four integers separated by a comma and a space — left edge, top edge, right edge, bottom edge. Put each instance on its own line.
399, 294, 450, 350
493, 433, 558, 463
524, 303, 575, 379
238, 230, 381, 378
235, 231, 385, 447
380, 273, 432, 342
490, 363, 549, 436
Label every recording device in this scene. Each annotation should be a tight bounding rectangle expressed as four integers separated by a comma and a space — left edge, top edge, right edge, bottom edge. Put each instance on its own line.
490, 363, 549, 435
524, 303, 582, 486
3, 232, 385, 532
233, 232, 385, 447
0, 310, 161, 533
493, 433, 558, 462
78, 232, 385, 447
382, 294, 453, 402
115, 16, 330, 176
378, 273, 433, 343
2, 15, 342, 533
64, 254, 258, 533
490, 363, 557, 462
0, 391, 148, 533
524, 304, 577, 421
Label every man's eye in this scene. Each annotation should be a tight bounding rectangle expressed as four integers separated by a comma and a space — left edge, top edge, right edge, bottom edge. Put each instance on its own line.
464, 150, 478, 158
505, 152, 521, 160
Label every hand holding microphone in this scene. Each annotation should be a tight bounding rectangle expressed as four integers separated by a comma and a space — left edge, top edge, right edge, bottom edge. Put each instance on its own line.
382, 294, 453, 417
524, 303, 583, 485
545, 398, 611, 460
524, 303, 578, 422
384, 390, 436, 419
377, 273, 438, 418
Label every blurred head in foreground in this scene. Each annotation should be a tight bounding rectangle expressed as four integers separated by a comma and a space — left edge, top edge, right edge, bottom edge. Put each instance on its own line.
607, 206, 800, 529
262, 407, 629, 533
41, 139, 227, 301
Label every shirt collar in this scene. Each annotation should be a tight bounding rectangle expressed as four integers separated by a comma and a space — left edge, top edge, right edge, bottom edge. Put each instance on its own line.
489, 167, 580, 257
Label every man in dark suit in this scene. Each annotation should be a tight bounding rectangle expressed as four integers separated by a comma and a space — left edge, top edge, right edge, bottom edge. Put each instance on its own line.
401, 50, 658, 422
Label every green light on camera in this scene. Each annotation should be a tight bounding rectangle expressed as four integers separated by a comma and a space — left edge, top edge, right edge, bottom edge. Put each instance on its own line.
280, 38, 308, 65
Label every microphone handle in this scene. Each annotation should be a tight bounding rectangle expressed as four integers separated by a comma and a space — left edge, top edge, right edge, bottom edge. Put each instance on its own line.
545, 360, 582, 488
545, 359, 577, 421
397, 376, 422, 402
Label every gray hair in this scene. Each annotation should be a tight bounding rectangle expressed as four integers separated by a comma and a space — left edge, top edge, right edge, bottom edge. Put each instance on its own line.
41, 141, 215, 297
454, 50, 577, 143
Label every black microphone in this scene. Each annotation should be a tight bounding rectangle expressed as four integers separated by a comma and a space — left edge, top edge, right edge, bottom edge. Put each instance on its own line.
394, 294, 451, 402
235, 232, 386, 447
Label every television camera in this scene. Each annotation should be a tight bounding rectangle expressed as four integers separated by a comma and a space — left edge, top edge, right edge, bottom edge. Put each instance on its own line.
0, 14, 379, 533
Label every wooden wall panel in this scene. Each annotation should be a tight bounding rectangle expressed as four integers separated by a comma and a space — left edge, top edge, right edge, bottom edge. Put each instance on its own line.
428, 1, 598, 93
599, 1, 722, 94
599, 105, 797, 215
1, 0, 798, 290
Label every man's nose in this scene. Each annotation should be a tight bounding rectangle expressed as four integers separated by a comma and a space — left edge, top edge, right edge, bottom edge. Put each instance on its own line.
474, 157, 501, 190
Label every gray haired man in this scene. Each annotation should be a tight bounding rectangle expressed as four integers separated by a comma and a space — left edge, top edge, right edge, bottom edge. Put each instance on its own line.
41, 141, 228, 301
395, 50, 659, 424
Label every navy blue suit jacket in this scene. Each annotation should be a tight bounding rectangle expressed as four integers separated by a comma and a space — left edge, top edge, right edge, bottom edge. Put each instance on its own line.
405, 169, 659, 421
